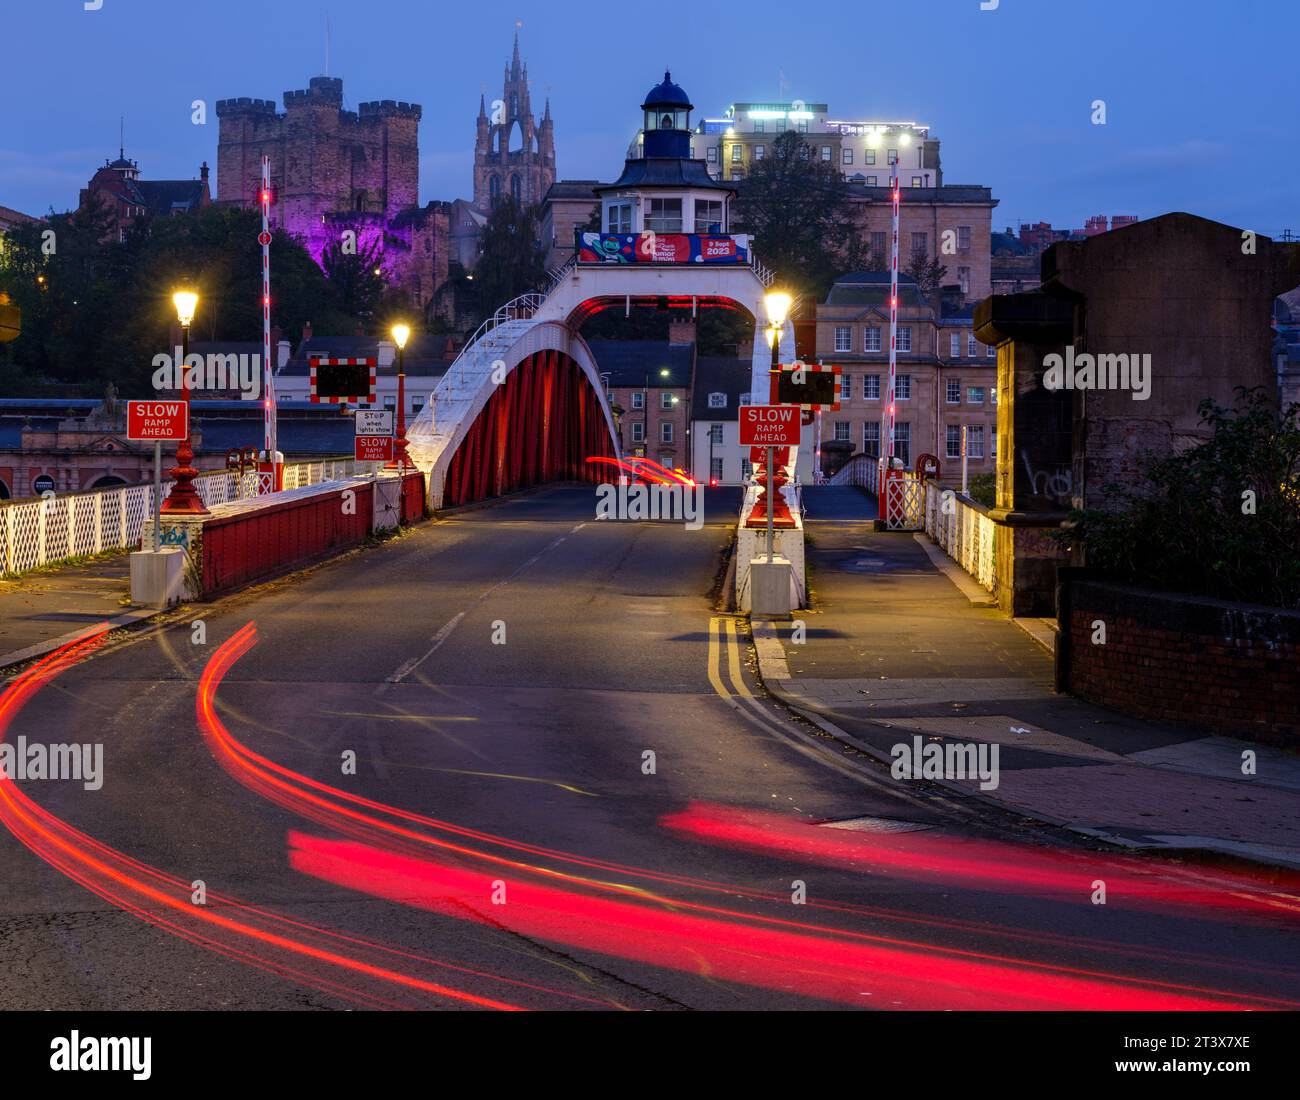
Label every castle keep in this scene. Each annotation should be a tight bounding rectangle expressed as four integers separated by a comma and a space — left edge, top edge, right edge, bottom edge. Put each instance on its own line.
215, 76, 447, 308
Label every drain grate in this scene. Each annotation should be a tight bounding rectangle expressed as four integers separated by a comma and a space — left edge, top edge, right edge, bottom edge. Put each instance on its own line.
818, 816, 934, 834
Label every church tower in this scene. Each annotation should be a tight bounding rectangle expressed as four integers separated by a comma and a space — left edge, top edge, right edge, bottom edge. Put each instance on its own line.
473, 31, 556, 211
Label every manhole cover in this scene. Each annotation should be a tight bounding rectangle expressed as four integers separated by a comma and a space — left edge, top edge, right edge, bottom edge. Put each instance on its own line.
819, 816, 934, 834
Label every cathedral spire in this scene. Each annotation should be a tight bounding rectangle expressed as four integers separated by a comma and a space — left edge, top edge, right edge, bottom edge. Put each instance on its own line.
478, 93, 487, 120
510, 26, 522, 78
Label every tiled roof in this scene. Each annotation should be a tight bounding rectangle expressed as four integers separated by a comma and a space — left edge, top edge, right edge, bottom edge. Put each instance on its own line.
690, 356, 752, 418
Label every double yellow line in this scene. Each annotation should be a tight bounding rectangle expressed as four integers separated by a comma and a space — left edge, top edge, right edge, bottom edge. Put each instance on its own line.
707, 616, 792, 739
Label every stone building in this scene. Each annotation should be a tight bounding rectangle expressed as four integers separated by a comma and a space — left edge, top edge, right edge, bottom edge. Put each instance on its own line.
815, 272, 999, 481
215, 76, 448, 308
473, 33, 556, 213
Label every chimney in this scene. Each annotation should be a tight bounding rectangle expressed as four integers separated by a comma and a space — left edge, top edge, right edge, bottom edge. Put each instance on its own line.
302, 320, 313, 345
200, 161, 209, 183
277, 340, 291, 370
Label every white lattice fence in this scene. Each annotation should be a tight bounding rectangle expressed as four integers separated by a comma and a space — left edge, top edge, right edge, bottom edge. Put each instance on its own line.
0, 459, 360, 575
922, 481, 996, 594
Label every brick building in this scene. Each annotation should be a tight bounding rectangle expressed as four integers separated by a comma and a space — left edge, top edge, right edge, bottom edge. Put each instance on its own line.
79, 151, 210, 242
587, 338, 693, 468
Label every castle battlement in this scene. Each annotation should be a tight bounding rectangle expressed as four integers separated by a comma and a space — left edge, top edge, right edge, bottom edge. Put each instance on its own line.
359, 100, 423, 122
215, 98, 278, 118
282, 76, 344, 108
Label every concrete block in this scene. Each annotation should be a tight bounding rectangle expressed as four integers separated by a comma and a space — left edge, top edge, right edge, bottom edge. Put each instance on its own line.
750, 557, 793, 620
130, 548, 186, 608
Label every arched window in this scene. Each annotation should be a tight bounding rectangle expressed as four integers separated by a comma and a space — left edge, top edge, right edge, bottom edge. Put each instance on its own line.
354, 190, 367, 212
489, 175, 502, 205
90, 475, 127, 489
510, 175, 521, 205
0, 479, 9, 500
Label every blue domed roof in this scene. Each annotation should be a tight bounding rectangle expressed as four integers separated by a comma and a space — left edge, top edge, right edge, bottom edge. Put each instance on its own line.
642, 71, 692, 110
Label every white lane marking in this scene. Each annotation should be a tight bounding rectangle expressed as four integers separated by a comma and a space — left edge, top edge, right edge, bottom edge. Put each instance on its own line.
381, 523, 586, 687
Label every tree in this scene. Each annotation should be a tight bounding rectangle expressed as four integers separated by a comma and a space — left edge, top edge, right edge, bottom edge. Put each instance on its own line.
321, 236, 387, 325
731, 130, 864, 301
905, 250, 948, 297
472, 198, 546, 319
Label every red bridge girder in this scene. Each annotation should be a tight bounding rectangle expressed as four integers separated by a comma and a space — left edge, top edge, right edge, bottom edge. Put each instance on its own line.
442, 349, 615, 508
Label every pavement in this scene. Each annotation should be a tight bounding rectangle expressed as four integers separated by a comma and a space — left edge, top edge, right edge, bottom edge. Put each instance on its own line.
754, 486, 1300, 870
0, 553, 160, 671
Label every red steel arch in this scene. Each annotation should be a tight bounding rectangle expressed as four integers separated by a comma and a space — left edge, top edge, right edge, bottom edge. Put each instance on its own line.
441, 348, 615, 508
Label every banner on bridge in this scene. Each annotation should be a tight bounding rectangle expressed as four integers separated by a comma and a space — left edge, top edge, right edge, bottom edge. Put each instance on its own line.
578, 232, 751, 265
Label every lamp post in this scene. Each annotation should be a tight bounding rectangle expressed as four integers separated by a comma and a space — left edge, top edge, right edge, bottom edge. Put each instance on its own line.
160, 288, 208, 515
389, 323, 411, 470
762, 289, 792, 562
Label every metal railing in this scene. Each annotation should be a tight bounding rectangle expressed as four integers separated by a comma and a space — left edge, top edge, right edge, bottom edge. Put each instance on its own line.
923, 481, 996, 593
827, 452, 880, 494
0, 457, 364, 576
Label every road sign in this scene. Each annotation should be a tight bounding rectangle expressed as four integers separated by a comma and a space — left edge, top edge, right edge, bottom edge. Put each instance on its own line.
771, 362, 841, 410
310, 357, 376, 404
740, 404, 801, 447
126, 400, 188, 442
354, 435, 395, 462
33, 474, 55, 494
354, 409, 394, 437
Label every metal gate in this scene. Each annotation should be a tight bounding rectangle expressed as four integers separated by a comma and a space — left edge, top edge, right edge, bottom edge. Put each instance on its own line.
884, 472, 923, 531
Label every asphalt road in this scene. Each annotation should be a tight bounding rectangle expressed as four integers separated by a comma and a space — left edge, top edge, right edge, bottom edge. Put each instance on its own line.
1, 486, 1297, 1011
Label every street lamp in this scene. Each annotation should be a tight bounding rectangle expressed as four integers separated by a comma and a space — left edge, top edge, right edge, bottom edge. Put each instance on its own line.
160, 287, 208, 515
389, 323, 411, 471
756, 288, 794, 559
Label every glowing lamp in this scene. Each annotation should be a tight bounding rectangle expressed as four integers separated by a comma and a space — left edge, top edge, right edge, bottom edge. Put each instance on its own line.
764, 290, 793, 327
173, 289, 198, 327
391, 323, 411, 350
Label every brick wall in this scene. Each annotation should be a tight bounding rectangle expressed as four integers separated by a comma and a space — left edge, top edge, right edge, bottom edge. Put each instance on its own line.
1062, 578, 1300, 744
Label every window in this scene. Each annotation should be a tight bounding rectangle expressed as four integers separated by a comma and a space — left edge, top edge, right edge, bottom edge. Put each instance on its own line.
991, 422, 997, 459
731, 170, 744, 181
631, 391, 645, 410
896, 373, 912, 399
709, 423, 724, 443
840, 374, 852, 401
645, 198, 682, 232
895, 422, 911, 465
694, 197, 721, 234
707, 147, 718, 163
947, 379, 961, 403
710, 457, 724, 481
865, 175, 878, 186
661, 422, 674, 443
910, 232, 927, 257
798, 143, 810, 159
731, 144, 742, 163
950, 333, 961, 357
946, 425, 961, 459
991, 387, 998, 404
968, 334, 978, 357
898, 327, 912, 353
821, 146, 832, 161
384, 396, 396, 411
864, 374, 881, 399
912, 176, 924, 188
865, 327, 882, 352
707, 392, 726, 410
968, 424, 985, 459
958, 225, 972, 252
842, 148, 853, 165
754, 145, 765, 161
834, 326, 851, 352
987, 343, 996, 358
958, 266, 970, 296
741, 458, 753, 480
412, 398, 424, 415
865, 149, 876, 166
863, 422, 880, 457
968, 386, 985, 404
754, 120, 764, 134
834, 421, 850, 441
796, 119, 809, 133
888, 148, 898, 165
739, 392, 752, 406
608, 202, 632, 234
870, 232, 886, 258
631, 422, 645, 443
661, 391, 675, 409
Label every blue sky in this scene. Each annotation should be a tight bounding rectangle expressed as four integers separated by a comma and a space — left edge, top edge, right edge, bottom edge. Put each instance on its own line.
3, 0, 1297, 235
